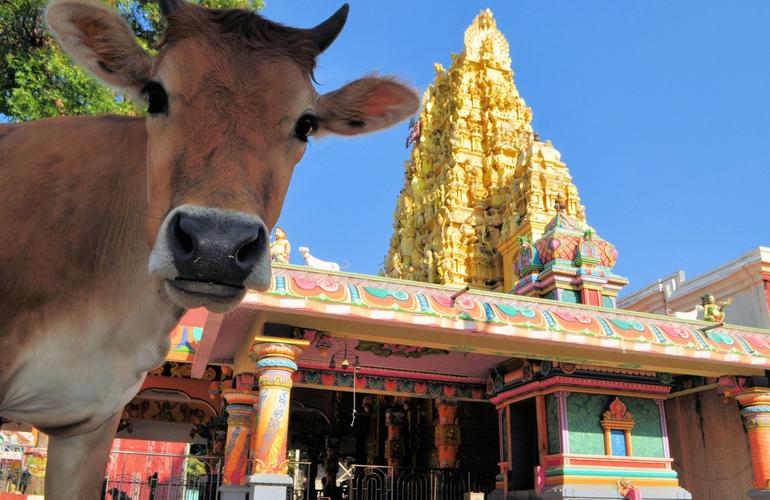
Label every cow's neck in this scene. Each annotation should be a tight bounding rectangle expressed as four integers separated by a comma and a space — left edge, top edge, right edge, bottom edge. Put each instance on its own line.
0, 115, 181, 428
1, 115, 156, 318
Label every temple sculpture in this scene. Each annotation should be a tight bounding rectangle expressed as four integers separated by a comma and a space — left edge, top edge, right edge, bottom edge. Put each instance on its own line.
384, 10, 587, 292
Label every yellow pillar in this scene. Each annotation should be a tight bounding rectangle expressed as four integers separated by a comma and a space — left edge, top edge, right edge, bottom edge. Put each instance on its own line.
251, 339, 307, 475
735, 388, 770, 492
221, 389, 259, 485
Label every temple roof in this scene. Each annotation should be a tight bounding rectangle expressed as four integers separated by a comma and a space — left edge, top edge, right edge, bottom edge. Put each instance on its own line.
224, 264, 770, 378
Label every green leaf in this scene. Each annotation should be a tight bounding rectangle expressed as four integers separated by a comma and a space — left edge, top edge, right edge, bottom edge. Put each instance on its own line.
1, 0, 264, 121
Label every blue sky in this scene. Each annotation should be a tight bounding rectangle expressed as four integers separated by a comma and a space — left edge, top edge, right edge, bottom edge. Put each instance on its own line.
260, 1, 770, 294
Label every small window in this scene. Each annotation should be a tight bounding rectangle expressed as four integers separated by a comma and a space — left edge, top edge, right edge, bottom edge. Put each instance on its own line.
600, 397, 635, 456
609, 429, 627, 456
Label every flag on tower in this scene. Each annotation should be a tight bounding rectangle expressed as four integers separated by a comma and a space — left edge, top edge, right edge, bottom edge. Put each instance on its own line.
405, 118, 421, 148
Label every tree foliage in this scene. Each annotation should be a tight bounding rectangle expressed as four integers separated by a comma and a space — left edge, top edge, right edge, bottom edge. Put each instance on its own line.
0, 0, 263, 122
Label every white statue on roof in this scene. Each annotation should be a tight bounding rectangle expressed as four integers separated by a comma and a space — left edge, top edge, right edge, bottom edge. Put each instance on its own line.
299, 246, 340, 272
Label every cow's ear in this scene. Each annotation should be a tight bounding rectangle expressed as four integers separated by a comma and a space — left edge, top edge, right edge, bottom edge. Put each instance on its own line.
46, 0, 152, 97
316, 77, 419, 136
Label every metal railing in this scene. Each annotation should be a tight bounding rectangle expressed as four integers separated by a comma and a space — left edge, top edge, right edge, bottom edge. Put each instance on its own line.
347, 465, 496, 500
103, 451, 222, 500
287, 460, 312, 500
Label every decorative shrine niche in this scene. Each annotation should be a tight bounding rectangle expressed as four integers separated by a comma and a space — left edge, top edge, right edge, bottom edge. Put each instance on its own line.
600, 397, 635, 457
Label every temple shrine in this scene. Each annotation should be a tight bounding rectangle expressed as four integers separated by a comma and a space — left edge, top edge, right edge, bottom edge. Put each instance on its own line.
3, 9, 770, 500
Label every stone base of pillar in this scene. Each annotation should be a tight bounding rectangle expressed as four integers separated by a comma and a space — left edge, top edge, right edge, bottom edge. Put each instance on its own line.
749, 489, 770, 498
536, 484, 692, 499
248, 473, 293, 500
487, 488, 505, 500
218, 484, 249, 500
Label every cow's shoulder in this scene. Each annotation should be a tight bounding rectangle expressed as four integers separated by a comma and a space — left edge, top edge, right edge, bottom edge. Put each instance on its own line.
0, 123, 19, 144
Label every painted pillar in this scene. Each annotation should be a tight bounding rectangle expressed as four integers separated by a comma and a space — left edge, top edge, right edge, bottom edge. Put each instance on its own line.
435, 399, 461, 468
654, 399, 671, 458
221, 388, 259, 485
251, 340, 305, 475
555, 391, 570, 454
735, 388, 770, 493
496, 407, 509, 493
384, 408, 405, 468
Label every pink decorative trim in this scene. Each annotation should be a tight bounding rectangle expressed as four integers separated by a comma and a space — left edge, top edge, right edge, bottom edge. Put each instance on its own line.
574, 365, 657, 377
293, 367, 486, 401
298, 361, 486, 384
556, 392, 570, 454
490, 376, 670, 406
656, 399, 671, 458
545, 453, 674, 468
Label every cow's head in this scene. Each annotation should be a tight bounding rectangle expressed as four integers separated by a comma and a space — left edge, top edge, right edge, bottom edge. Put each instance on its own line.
46, 0, 418, 312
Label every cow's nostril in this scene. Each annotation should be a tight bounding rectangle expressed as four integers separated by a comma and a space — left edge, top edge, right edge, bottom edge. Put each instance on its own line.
235, 226, 265, 269
171, 213, 195, 258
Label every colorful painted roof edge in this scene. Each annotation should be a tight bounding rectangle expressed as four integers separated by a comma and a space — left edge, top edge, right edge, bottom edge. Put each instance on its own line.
243, 264, 770, 370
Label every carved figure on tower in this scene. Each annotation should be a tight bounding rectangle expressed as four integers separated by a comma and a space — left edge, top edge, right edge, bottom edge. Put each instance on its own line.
270, 227, 291, 264
702, 293, 733, 322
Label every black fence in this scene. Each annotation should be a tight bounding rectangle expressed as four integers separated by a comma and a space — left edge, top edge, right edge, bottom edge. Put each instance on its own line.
103, 452, 222, 500
347, 465, 496, 500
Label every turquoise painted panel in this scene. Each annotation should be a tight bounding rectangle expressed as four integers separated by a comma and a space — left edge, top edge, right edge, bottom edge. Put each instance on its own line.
546, 467, 678, 479
625, 398, 665, 458
567, 393, 608, 455
561, 290, 581, 304
602, 296, 615, 309
546, 394, 560, 454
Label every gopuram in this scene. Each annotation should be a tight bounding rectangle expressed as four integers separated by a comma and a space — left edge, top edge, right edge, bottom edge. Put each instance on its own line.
385, 10, 627, 305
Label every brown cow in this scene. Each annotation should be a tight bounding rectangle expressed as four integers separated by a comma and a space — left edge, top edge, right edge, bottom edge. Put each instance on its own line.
0, 0, 418, 497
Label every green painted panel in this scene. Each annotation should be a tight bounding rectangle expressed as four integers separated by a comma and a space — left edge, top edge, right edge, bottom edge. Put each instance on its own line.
546, 394, 560, 454
602, 295, 615, 309
567, 393, 608, 455
625, 398, 665, 458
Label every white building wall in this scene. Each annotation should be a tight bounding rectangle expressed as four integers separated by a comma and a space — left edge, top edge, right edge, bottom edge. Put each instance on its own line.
620, 247, 770, 329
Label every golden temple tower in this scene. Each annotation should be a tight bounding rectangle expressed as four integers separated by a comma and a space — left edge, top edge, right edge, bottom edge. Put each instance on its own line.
384, 9, 586, 291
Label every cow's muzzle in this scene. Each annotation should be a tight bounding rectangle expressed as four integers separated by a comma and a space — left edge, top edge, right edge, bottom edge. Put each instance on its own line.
149, 205, 272, 312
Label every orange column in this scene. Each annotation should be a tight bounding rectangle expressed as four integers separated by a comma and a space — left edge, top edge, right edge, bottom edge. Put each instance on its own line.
435, 399, 461, 468
384, 408, 405, 468
251, 340, 306, 475
736, 388, 770, 491
221, 388, 259, 485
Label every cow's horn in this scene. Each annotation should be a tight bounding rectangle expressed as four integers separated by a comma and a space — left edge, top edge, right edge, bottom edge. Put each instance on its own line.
311, 4, 349, 53
159, 0, 184, 17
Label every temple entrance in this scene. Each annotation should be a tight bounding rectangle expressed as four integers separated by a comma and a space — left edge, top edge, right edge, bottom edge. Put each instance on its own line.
507, 399, 538, 492
287, 388, 497, 500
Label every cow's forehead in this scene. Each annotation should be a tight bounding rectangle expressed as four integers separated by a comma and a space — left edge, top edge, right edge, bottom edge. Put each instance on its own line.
159, 4, 319, 75
158, 38, 311, 87
154, 38, 315, 100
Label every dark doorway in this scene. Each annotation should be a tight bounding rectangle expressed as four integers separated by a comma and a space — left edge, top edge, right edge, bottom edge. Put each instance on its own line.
508, 398, 538, 490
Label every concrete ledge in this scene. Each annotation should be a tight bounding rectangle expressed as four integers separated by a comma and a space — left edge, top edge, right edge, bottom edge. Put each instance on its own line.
247, 473, 293, 500
218, 484, 249, 500
538, 484, 692, 499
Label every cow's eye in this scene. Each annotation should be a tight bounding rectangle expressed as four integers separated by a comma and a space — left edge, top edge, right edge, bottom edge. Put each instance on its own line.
143, 82, 168, 115
294, 113, 318, 142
